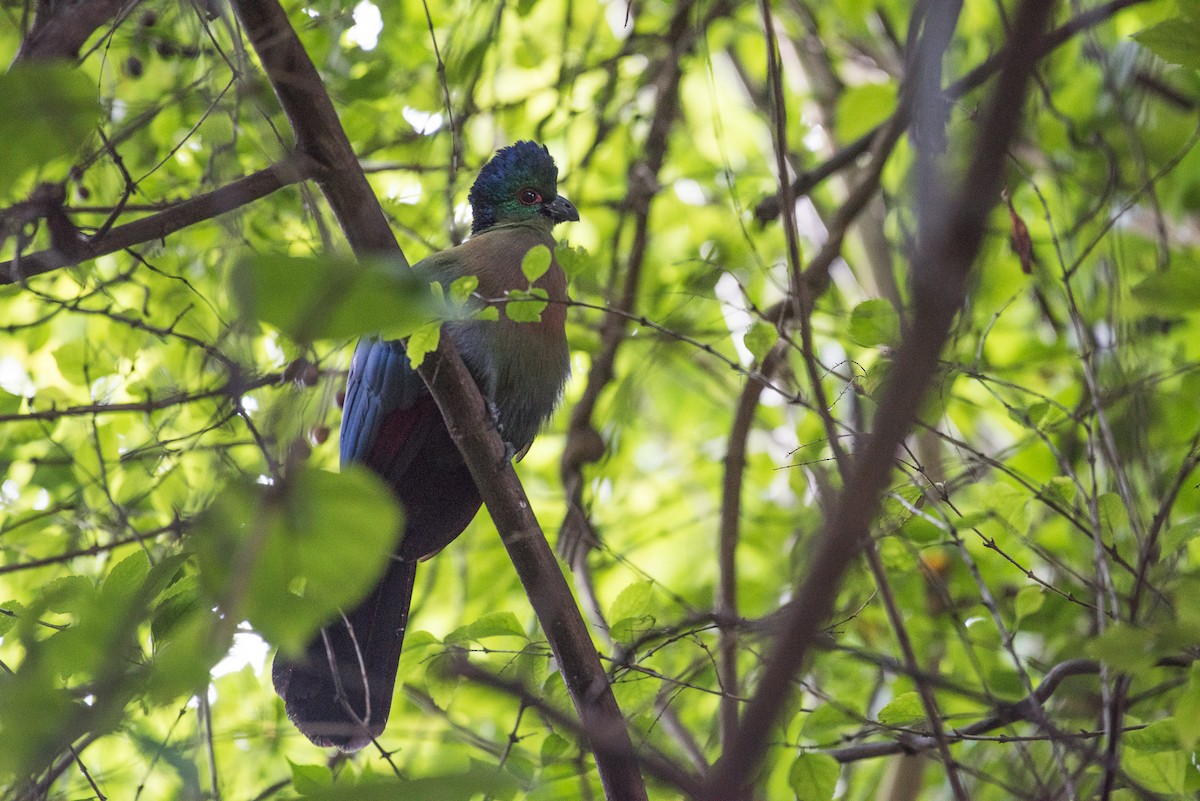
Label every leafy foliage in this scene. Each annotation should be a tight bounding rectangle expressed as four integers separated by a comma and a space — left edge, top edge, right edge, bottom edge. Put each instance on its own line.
2, 1, 1200, 800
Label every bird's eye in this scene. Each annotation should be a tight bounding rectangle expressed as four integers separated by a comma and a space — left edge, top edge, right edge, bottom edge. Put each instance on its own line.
518, 189, 541, 205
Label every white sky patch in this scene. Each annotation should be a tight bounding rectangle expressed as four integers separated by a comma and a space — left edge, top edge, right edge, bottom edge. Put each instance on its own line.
263, 333, 286, 367
453, 200, 473, 230
602, 0, 633, 39
803, 122, 827, 153
211, 628, 271, 679
715, 272, 753, 366
344, 1, 383, 51
794, 195, 828, 245
0, 357, 33, 396
673, 178, 706, 206
382, 174, 423, 205
402, 106, 444, 135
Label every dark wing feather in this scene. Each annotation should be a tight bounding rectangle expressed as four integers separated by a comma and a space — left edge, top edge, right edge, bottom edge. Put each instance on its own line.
275, 336, 434, 751
340, 336, 429, 472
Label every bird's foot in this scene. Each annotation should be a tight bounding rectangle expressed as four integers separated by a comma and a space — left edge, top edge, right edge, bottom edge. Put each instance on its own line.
499, 440, 517, 468
485, 398, 517, 466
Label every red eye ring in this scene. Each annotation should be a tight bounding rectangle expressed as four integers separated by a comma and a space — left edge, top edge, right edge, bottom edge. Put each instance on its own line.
519, 188, 541, 205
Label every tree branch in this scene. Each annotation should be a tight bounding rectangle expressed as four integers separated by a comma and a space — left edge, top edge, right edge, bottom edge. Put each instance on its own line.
754, 0, 1150, 223
0, 160, 307, 284
226, 3, 649, 798
14, 0, 133, 63
699, 1, 1059, 797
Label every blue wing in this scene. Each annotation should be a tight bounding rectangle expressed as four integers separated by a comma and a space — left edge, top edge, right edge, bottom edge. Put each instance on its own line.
340, 336, 434, 480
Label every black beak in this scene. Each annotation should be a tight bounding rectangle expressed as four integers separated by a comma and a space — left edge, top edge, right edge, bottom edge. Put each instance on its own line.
542, 194, 579, 224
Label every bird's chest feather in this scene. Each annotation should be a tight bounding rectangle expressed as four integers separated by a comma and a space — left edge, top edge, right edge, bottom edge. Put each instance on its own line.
432, 223, 572, 449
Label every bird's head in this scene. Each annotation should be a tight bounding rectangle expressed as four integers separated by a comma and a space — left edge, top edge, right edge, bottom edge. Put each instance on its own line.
468, 141, 579, 234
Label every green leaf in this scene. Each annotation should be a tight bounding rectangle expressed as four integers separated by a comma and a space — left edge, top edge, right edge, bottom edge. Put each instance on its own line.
504, 754, 536, 783
1086, 625, 1158, 671
1124, 748, 1189, 796
745, 321, 777, 362
801, 703, 855, 740
1014, 585, 1044, 622
877, 692, 924, 726
849, 299, 900, 347
540, 732, 569, 762
445, 611, 526, 644
193, 465, 402, 652
0, 64, 98, 190
1041, 476, 1076, 505
40, 576, 96, 616
1175, 663, 1200, 749
101, 551, 151, 603
233, 254, 433, 344
1131, 263, 1200, 314
271, 771, 520, 801
788, 753, 840, 801
405, 321, 441, 368
447, 274, 479, 306
504, 288, 548, 323
289, 761, 334, 795
1132, 16, 1200, 69
1126, 719, 1184, 753
555, 243, 592, 278
609, 580, 653, 622
836, 82, 898, 142
521, 244, 552, 283
609, 580, 655, 645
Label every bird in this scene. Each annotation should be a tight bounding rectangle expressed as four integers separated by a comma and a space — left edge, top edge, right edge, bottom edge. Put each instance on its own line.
272, 141, 578, 751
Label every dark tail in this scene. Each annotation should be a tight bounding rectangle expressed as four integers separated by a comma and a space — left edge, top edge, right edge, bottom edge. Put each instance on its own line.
272, 557, 418, 751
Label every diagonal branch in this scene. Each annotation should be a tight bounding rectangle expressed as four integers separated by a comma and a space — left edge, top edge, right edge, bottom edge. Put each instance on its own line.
0, 159, 307, 284
699, 1, 1059, 797
225, 3, 649, 799
14, 0, 134, 63
754, 0, 1151, 223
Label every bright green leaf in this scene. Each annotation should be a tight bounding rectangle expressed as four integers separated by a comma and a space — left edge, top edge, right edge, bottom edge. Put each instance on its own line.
745, 321, 777, 362
1126, 719, 1184, 753
290, 760, 334, 795
1132, 16, 1200, 69
448, 274, 479, 305
521, 244, 552, 283
788, 753, 840, 801
1131, 263, 1200, 314
233, 254, 433, 344
193, 465, 402, 652
445, 611, 526, 644
405, 320, 441, 368
836, 82, 898, 142
504, 288, 548, 323
541, 732, 569, 762
1175, 663, 1200, 749
609, 580, 653, 622
877, 692, 925, 726
1124, 748, 1189, 796
849, 299, 900, 347
1086, 626, 1158, 672
555, 243, 592, 278
0, 64, 98, 190
1014, 585, 1044, 622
